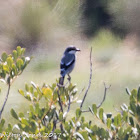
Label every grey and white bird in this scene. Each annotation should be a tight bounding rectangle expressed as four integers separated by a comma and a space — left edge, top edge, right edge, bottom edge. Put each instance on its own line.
59, 45, 80, 85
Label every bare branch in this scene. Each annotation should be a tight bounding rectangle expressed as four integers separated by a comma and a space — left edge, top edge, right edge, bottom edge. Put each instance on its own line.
97, 83, 111, 108
81, 83, 111, 113
80, 47, 92, 109
0, 82, 11, 120
79, 86, 85, 95
57, 90, 63, 113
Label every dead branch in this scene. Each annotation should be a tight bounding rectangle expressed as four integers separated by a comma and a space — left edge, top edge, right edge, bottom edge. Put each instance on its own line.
80, 47, 92, 109
97, 83, 111, 108
82, 83, 111, 113
57, 90, 63, 113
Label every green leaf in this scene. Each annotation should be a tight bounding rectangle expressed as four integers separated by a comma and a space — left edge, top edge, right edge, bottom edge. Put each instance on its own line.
114, 116, 118, 127
81, 116, 85, 123
42, 87, 53, 100
107, 118, 111, 128
76, 108, 81, 119
19, 112, 24, 118
12, 64, 17, 76
98, 128, 109, 139
34, 91, 38, 98
11, 109, 18, 120
137, 104, 140, 117
30, 120, 37, 133
6, 124, 12, 132
137, 86, 140, 102
130, 102, 137, 114
59, 112, 63, 121
25, 83, 29, 92
1, 52, 8, 62
0, 119, 5, 127
35, 103, 40, 114
80, 131, 89, 139
0, 119, 5, 132
99, 108, 104, 120
6, 57, 13, 68
16, 59, 24, 70
92, 104, 97, 115
30, 104, 35, 114
21, 118, 29, 126
53, 91, 58, 101
64, 122, 71, 133
123, 111, 128, 122
117, 114, 121, 126
129, 117, 134, 127
25, 94, 31, 101
17, 46, 21, 56
91, 125, 98, 134
12, 50, 18, 60
0, 72, 6, 79
118, 127, 123, 138
131, 89, 137, 97
3, 65, 9, 73
21, 48, 26, 55
18, 89, 24, 96
30, 86, 33, 94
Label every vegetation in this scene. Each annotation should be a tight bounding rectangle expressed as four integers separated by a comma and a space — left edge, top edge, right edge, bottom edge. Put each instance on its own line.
0, 47, 139, 139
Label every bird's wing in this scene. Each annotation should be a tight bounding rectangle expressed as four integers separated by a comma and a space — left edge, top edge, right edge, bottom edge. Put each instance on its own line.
60, 54, 75, 75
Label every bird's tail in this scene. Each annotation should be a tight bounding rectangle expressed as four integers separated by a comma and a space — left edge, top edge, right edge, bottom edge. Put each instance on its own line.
59, 76, 65, 85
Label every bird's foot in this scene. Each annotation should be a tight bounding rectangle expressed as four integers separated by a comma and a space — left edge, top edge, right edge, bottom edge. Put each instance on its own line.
57, 83, 65, 88
67, 74, 71, 82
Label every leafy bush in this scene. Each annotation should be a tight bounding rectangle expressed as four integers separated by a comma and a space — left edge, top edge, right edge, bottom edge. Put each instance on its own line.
0, 47, 139, 140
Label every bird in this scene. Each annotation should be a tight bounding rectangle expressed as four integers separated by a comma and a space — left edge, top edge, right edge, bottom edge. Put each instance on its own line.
59, 45, 80, 85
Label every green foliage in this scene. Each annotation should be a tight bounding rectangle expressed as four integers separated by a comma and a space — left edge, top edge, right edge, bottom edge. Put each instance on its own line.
11, 109, 18, 120
7, 81, 140, 139
0, 47, 140, 139
0, 46, 31, 84
0, 46, 31, 139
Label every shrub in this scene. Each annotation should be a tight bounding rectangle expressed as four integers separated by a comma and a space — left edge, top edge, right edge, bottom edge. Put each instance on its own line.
0, 47, 139, 140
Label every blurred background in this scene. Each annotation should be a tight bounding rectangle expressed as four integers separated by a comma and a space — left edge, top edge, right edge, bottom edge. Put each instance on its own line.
0, 0, 140, 123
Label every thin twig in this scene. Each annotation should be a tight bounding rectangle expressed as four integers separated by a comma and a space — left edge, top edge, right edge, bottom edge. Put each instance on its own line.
82, 83, 111, 113
80, 47, 92, 109
0, 83, 11, 120
79, 86, 85, 95
97, 83, 111, 108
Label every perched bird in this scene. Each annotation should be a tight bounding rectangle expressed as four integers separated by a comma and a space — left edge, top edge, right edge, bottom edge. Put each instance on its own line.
59, 45, 80, 85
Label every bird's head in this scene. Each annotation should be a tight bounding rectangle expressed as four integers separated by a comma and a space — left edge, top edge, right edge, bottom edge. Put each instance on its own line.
64, 45, 80, 54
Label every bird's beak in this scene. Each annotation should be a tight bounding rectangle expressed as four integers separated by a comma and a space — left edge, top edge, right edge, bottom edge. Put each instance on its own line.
76, 48, 80, 51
